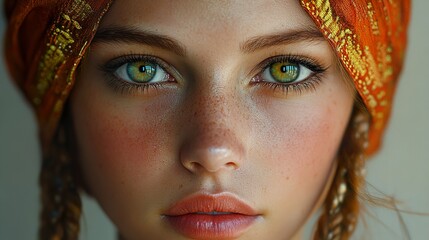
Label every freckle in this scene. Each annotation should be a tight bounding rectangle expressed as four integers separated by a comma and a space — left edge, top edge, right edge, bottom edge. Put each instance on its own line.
313, 171, 319, 178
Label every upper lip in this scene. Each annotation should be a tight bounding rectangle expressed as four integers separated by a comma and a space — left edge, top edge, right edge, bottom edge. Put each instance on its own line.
164, 192, 258, 216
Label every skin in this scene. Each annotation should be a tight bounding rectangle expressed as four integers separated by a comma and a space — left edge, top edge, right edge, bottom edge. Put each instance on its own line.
70, 0, 355, 239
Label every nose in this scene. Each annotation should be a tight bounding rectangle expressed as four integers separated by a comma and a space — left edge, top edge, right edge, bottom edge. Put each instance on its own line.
179, 89, 246, 174
180, 128, 244, 173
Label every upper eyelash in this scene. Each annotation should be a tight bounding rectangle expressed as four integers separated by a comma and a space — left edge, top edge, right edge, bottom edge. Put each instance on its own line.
100, 54, 171, 74
100, 54, 328, 95
256, 54, 328, 75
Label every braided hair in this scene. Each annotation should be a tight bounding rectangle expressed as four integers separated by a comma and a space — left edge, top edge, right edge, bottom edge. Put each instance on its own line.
39, 110, 82, 240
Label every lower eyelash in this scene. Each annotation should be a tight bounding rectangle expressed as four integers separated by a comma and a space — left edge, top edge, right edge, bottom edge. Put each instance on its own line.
255, 73, 323, 96
103, 72, 168, 95
104, 71, 324, 96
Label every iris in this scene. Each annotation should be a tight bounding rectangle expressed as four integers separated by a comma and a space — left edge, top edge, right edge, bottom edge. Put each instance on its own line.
126, 62, 157, 83
269, 62, 300, 83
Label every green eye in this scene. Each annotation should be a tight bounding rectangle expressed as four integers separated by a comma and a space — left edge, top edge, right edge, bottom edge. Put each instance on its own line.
126, 61, 157, 83
269, 62, 300, 83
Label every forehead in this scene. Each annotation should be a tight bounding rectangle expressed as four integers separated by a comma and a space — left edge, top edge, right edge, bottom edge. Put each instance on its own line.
100, 0, 318, 39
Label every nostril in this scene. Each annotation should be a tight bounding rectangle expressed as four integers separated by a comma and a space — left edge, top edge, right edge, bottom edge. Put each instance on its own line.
226, 162, 239, 170
183, 160, 236, 173
184, 161, 201, 173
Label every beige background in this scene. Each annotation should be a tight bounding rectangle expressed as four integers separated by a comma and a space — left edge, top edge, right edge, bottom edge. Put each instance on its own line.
1, 1, 428, 239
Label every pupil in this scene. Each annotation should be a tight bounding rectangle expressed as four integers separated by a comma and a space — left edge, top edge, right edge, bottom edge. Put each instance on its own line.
281, 65, 288, 73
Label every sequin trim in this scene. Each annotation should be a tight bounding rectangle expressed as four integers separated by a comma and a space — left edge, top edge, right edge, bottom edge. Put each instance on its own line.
33, 0, 93, 106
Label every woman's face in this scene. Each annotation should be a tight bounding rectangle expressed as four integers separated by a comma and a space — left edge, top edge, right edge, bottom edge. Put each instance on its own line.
70, 0, 354, 239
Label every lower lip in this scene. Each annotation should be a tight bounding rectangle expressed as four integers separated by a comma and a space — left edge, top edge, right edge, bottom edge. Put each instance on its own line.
165, 213, 258, 239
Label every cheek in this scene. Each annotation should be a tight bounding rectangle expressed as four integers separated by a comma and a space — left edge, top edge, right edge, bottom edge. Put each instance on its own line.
248, 88, 352, 235
255, 97, 347, 176
87, 116, 159, 173
257, 106, 340, 198
70, 86, 178, 201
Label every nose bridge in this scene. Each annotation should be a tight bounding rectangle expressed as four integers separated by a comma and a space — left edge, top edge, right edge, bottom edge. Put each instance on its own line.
179, 83, 245, 174
195, 85, 230, 128
191, 81, 242, 142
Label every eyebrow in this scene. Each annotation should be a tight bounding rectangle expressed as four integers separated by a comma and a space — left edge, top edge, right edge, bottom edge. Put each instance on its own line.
93, 26, 187, 56
240, 27, 325, 53
92, 26, 325, 56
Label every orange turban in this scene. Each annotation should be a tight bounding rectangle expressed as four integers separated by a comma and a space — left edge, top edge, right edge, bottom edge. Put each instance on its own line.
300, 0, 411, 154
4, 0, 410, 155
4, 0, 112, 152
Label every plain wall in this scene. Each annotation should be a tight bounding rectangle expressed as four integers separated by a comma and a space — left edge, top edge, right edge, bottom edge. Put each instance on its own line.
1, 1, 428, 239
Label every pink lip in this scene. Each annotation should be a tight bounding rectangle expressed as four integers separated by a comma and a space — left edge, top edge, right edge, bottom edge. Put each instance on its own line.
163, 192, 260, 239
